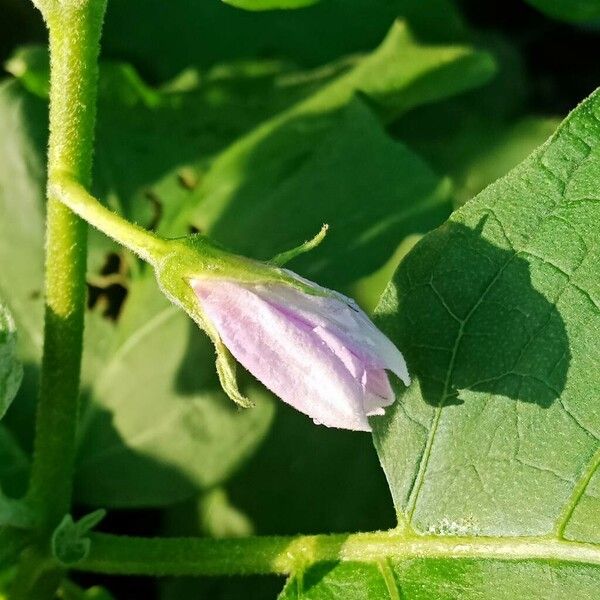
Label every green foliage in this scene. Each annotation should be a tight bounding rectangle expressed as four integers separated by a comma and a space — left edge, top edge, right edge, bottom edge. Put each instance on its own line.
525, 0, 600, 22
0, 17, 492, 509
101, 0, 466, 80
374, 88, 600, 541
351, 88, 600, 598
1, 0, 599, 597
268, 83, 600, 600
188, 21, 493, 287
279, 559, 600, 599
0, 304, 22, 422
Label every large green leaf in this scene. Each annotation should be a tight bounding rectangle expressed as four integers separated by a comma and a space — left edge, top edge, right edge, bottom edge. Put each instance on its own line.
75, 277, 274, 507
188, 21, 493, 287
279, 559, 600, 599
0, 82, 46, 365
278, 87, 600, 598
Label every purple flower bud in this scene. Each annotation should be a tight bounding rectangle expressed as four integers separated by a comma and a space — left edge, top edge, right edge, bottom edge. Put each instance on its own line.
191, 271, 410, 432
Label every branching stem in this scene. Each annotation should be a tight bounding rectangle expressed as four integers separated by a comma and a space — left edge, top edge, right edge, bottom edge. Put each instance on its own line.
75, 531, 600, 577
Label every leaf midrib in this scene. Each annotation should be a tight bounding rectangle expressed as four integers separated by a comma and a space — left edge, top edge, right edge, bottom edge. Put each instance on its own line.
309, 532, 600, 567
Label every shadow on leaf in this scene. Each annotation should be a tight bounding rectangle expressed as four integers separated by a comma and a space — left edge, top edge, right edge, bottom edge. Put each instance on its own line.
377, 217, 569, 408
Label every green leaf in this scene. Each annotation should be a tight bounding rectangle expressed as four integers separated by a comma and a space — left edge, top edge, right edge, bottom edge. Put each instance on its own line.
524, 0, 600, 22
51, 510, 106, 566
75, 279, 275, 507
200, 98, 452, 289
279, 559, 600, 599
377, 89, 600, 592
4, 46, 50, 99
391, 32, 550, 207
222, 0, 320, 11
0, 491, 34, 529
188, 21, 493, 286
0, 425, 29, 498
276, 85, 600, 600
374, 88, 600, 542
0, 304, 22, 422
58, 581, 117, 600
0, 81, 46, 365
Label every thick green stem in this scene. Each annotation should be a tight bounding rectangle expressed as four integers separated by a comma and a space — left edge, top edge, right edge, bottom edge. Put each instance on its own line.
28, 0, 108, 529
75, 531, 600, 578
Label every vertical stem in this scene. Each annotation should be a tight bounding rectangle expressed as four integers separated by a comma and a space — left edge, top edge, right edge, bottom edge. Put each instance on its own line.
28, 0, 107, 529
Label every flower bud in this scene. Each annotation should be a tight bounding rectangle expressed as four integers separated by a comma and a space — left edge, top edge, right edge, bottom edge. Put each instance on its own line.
155, 234, 409, 431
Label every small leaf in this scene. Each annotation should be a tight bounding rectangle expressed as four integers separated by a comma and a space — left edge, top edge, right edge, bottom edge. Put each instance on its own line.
0, 303, 23, 421
51, 510, 106, 566
198, 488, 254, 539
4, 46, 49, 99
58, 581, 116, 600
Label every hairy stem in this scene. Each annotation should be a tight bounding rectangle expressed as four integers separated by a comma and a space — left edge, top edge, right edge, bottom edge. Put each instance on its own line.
75, 531, 600, 577
50, 176, 169, 264
28, 0, 108, 530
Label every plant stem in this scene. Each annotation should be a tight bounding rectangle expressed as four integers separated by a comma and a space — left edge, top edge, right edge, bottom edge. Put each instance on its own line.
28, 0, 107, 529
75, 531, 600, 577
50, 176, 169, 264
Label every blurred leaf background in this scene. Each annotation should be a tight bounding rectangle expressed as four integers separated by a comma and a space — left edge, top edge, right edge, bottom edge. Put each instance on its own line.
0, 0, 599, 598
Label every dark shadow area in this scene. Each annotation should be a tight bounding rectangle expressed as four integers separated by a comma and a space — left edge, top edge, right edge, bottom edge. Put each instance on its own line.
101, 0, 460, 82
87, 252, 128, 320
377, 218, 570, 408
460, 0, 600, 114
159, 574, 286, 600
227, 402, 396, 536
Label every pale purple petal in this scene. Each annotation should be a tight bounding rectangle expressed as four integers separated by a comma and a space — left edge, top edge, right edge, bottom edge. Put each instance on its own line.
191, 273, 410, 432
254, 273, 410, 385
192, 279, 372, 431
362, 369, 395, 416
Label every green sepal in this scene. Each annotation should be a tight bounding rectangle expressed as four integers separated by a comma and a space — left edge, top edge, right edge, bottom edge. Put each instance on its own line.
51, 509, 106, 566
269, 224, 328, 267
